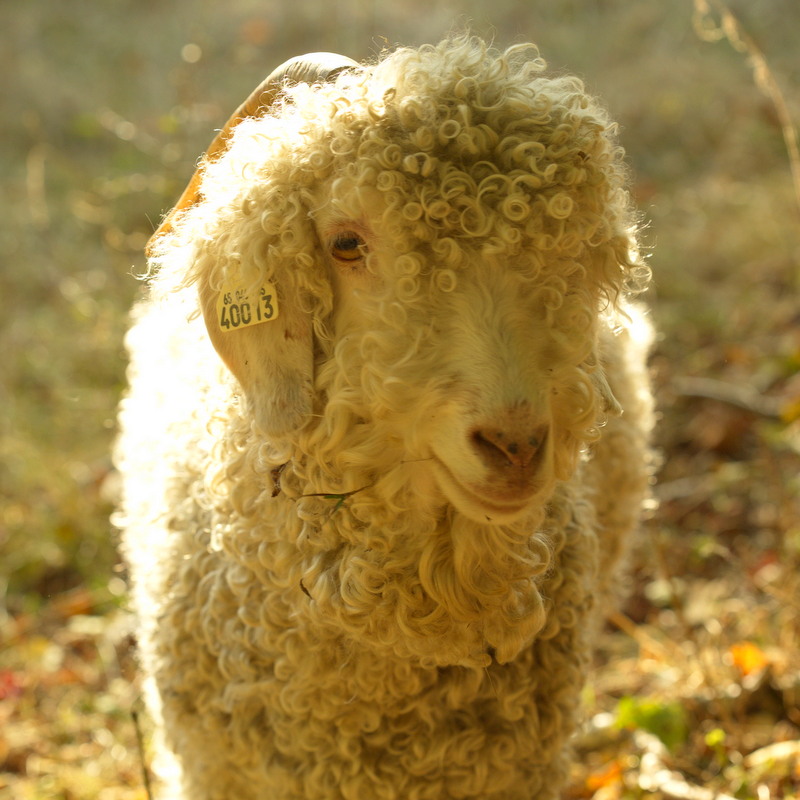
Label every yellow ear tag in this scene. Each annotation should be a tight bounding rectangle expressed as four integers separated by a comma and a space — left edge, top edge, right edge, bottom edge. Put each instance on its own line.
216, 281, 279, 332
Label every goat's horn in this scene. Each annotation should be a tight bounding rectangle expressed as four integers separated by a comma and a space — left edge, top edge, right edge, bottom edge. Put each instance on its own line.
148, 52, 358, 254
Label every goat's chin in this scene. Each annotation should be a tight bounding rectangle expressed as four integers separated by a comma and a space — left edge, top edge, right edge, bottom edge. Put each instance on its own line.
431, 457, 550, 525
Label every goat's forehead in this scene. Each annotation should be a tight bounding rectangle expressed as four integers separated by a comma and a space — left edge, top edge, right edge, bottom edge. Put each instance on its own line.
270, 46, 607, 163
282, 84, 616, 239
310, 158, 606, 265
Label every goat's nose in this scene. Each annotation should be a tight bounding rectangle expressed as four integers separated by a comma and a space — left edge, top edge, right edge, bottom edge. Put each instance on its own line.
470, 422, 549, 471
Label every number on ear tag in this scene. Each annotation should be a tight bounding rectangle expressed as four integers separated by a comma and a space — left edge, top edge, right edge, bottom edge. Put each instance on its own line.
216, 281, 279, 331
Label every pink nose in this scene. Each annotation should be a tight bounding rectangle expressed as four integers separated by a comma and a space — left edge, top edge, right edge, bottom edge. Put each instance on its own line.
470, 422, 550, 471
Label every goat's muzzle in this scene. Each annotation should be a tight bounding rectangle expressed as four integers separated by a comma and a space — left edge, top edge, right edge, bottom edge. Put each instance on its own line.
430, 408, 554, 524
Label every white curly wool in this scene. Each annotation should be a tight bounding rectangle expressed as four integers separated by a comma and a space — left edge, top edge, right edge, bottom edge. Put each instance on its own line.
115, 37, 654, 800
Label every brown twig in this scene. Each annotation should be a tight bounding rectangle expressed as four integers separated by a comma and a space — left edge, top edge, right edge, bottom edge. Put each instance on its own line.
692, 0, 800, 217
607, 611, 678, 662
132, 707, 154, 800
673, 376, 782, 419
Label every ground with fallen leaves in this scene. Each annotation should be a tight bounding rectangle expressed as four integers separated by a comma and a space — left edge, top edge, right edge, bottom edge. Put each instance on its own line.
2, 1, 799, 798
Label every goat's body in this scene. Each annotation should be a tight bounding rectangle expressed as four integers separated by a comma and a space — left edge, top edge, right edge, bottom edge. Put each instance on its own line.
117, 38, 654, 799
119, 306, 651, 800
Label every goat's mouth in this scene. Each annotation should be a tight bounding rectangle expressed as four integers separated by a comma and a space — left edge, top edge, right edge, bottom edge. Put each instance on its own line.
430, 456, 545, 524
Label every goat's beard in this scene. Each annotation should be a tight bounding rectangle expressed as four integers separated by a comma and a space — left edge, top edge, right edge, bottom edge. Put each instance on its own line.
416, 508, 554, 665
209, 384, 585, 668
240, 340, 598, 668
280, 450, 557, 668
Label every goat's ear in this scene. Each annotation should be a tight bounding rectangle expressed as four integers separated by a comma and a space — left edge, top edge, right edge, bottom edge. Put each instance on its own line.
198, 276, 313, 436
148, 52, 358, 433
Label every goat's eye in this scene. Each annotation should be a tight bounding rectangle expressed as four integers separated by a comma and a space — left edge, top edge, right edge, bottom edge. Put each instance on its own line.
331, 232, 367, 264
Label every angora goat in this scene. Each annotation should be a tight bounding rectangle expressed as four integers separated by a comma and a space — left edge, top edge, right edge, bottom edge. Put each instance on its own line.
116, 37, 654, 800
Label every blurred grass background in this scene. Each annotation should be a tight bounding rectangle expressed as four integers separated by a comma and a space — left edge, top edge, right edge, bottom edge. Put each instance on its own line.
1, 1, 799, 797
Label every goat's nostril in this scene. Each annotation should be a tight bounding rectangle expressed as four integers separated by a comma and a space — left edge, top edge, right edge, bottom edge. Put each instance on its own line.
471, 425, 548, 470
471, 432, 506, 470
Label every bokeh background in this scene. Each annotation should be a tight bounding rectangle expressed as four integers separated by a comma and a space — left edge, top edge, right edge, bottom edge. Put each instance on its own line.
2, 1, 799, 797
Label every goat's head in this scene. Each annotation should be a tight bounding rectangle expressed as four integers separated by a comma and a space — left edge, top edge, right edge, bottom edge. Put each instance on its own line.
150, 38, 646, 528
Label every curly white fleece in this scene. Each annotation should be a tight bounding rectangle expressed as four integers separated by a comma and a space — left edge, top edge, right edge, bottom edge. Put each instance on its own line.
116, 37, 654, 800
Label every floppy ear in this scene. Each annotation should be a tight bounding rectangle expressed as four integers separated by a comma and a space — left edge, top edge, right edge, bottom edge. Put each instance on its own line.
149, 52, 357, 435
197, 269, 315, 436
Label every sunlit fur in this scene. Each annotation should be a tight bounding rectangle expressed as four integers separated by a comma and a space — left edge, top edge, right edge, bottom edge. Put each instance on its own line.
116, 37, 654, 800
